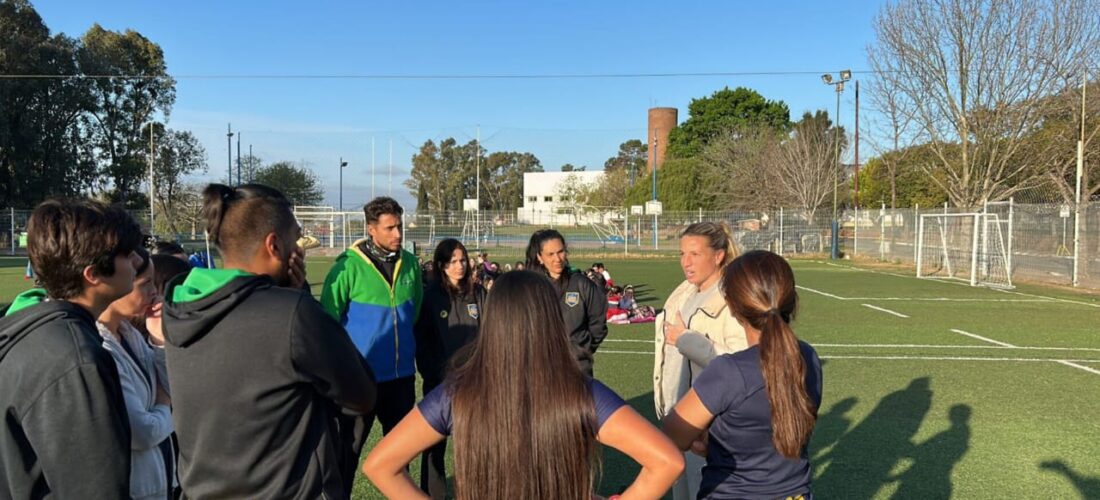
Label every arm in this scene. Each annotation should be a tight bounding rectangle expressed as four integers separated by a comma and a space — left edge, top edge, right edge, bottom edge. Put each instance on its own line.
114, 353, 173, 451
319, 256, 352, 322
291, 294, 377, 414
24, 357, 130, 498
597, 406, 685, 499
584, 279, 609, 353
362, 408, 445, 499
675, 332, 719, 367
661, 389, 715, 451
412, 293, 442, 385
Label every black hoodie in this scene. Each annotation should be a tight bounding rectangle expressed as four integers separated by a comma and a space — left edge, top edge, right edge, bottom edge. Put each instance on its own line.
163, 269, 376, 500
0, 300, 131, 499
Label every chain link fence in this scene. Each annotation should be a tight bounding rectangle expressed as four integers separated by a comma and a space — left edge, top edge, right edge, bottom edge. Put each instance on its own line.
2, 202, 1098, 289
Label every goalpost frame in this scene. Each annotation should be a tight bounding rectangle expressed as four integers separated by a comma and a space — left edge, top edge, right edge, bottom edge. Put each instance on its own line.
917, 212, 1011, 287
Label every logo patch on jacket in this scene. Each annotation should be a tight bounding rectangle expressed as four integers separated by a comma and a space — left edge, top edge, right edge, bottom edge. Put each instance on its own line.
564, 292, 580, 308
440, 310, 448, 319
467, 303, 479, 319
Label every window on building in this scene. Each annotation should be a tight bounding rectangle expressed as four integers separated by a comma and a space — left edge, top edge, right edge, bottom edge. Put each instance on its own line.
527, 196, 537, 203
544, 196, 553, 202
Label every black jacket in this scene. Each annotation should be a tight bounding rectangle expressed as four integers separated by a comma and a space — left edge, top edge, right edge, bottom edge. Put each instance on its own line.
0, 301, 131, 499
414, 282, 486, 388
556, 271, 609, 375
163, 273, 376, 500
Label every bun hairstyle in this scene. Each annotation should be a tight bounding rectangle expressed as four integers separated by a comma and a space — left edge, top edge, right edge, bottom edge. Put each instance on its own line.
680, 221, 740, 267
201, 183, 297, 261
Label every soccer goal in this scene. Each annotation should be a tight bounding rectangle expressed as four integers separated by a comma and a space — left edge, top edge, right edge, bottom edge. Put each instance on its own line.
916, 212, 1013, 288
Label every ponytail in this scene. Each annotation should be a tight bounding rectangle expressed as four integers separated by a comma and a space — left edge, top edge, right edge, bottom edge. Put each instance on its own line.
202, 184, 235, 247
722, 250, 816, 459
758, 311, 816, 458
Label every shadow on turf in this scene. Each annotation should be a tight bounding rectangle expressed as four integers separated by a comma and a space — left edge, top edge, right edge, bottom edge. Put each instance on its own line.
1039, 459, 1100, 499
813, 377, 972, 499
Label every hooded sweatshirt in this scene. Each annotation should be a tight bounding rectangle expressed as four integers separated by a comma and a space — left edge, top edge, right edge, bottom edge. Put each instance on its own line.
163, 268, 376, 500
0, 295, 131, 499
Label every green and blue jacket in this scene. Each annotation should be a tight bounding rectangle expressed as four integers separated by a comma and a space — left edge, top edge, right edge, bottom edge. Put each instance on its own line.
321, 239, 422, 382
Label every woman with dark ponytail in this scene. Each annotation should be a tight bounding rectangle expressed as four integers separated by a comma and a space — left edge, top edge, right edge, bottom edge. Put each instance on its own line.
663, 250, 822, 499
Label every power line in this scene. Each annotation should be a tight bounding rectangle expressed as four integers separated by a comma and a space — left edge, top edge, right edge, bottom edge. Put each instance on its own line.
0, 70, 882, 80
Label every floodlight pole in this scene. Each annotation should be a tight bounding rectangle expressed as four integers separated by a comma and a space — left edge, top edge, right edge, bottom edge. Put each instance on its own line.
822, 70, 850, 259
226, 124, 234, 186
652, 130, 659, 250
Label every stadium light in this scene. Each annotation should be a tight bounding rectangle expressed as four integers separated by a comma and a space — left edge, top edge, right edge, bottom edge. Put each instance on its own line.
822, 69, 851, 259
338, 158, 349, 211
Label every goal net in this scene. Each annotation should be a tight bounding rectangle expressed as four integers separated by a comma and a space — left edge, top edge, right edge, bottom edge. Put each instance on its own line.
916, 213, 1012, 288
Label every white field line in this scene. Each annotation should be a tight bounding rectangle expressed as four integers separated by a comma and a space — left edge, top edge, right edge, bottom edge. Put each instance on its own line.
795, 285, 846, 300
1057, 360, 1100, 376
950, 328, 1017, 348
843, 297, 1052, 302
862, 304, 910, 318
813, 343, 1100, 352
602, 339, 653, 344
597, 351, 1100, 365
812, 259, 1100, 309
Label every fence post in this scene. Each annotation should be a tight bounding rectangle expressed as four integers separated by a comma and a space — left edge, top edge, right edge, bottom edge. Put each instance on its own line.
778, 207, 784, 257
913, 203, 920, 264
1008, 197, 1014, 280
880, 202, 886, 261
9, 208, 15, 256
854, 209, 859, 258
624, 212, 629, 257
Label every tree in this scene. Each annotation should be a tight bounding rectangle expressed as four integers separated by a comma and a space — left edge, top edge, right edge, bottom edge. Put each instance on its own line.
560, 163, 585, 172
865, 76, 921, 210
626, 158, 713, 210
254, 161, 323, 206
481, 151, 543, 211
0, 0, 98, 207
587, 167, 632, 208
771, 111, 847, 223
697, 126, 784, 212
78, 23, 176, 208
667, 87, 790, 158
858, 146, 949, 208
137, 123, 207, 234
868, 0, 1100, 207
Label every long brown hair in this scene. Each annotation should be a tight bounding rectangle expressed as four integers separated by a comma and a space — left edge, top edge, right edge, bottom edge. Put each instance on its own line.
449, 271, 599, 499
721, 250, 816, 458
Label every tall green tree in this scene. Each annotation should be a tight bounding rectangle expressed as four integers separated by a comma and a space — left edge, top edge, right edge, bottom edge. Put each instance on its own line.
482, 151, 542, 211
667, 87, 790, 158
858, 145, 949, 208
254, 161, 323, 206
0, 0, 98, 207
78, 23, 176, 208
625, 158, 714, 210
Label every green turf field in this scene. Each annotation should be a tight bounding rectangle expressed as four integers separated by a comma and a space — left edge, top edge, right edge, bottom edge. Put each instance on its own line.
2, 256, 1098, 498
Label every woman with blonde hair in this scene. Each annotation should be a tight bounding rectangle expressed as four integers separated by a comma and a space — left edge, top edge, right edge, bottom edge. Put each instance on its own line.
654, 221, 747, 500
663, 250, 822, 499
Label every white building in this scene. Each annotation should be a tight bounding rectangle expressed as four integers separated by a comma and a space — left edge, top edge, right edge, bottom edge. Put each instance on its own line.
516, 170, 606, 225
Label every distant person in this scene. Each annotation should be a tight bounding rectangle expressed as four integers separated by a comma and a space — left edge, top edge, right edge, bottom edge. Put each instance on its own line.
363, 271, 684, 499
0, 199, 141, 498
321, 196, 423, 492
514, 261, 525, 271
96, 248, 176, 500
163, 184, 376, 498
152, 240, 189, 262
663, 250, 822, 500
655, 221, 747, 500
525, 229, 608, 376
413, 238, 486, 499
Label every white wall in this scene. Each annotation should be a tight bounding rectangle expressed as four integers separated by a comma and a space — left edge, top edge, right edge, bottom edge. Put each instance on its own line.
517, 171, 605, 225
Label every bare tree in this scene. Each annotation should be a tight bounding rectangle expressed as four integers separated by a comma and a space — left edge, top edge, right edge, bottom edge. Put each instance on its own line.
864, 76, 922, 210
868, 0, 1100, 207
773, 112, 846, 225
698, 127, 784, 212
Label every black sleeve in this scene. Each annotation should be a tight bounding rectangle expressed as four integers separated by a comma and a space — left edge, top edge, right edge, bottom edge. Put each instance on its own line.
24, 353, 131, 498
582, 277, 609, 353
290, 293, 377, 415
414, 291, 443, 387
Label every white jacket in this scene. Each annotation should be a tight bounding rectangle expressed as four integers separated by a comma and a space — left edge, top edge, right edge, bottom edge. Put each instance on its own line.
653, 280, 748, 419
98, 321, 174, 500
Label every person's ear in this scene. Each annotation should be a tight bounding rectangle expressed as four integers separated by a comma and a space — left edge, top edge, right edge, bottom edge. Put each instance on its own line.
82, 265, 102, 287
263, 232, 281, 262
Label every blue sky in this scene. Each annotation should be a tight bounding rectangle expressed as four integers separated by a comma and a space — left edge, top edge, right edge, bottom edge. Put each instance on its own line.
34, 0, 883, 210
